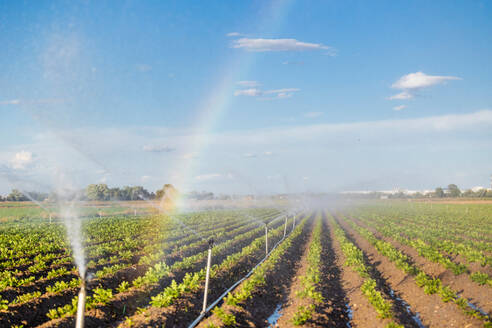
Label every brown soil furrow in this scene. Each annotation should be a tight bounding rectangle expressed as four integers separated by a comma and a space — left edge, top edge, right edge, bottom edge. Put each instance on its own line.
328, 219, 393, 328
336, 215, 483, 328
350, 215, 492, 315
275, 215, 319, 327
198, 215, 314, 328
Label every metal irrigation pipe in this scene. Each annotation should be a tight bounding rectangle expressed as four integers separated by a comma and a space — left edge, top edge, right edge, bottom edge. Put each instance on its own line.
265, 224, 268, 256
201, 238, 214, 314
188, 216, 298, 328
75, 277, 87, 328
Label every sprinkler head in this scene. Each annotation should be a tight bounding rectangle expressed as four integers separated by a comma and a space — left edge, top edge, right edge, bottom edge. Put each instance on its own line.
207, 238, 214, 247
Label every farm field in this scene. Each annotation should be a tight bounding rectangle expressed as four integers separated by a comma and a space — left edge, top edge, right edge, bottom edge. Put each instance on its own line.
0, 202, 490, 327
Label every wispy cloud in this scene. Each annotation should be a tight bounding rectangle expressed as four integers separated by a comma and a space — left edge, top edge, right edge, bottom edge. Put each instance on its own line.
10, 151, 34, 170
392, 72, 461, 90
226, 32, 242, 37
388, 91, 414, 100
232, 38, 332, 53
242, 153, 257, 158
388, 72, 461, 100
304, 111, 323, 118
393, 105, 406, 111
282, 61, 304, 65
236, 80, 261, 87
0, 99, 21, 105
142, 145, 175, 153
0, 99, 64, 106
234, 86, 300, 99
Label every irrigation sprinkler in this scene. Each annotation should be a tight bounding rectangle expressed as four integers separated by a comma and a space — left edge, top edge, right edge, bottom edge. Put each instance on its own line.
201, 238, 214, 314
75, 276, 87, 328
283, 216, 288, 238
292, 214, 296, 231
49, 213, 52, 224
265, 224, 269, 255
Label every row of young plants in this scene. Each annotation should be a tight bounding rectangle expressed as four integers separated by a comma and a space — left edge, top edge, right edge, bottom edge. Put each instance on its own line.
351, 204, 492, 254
329, 216, 402, 328
290, 214, 323, 325
137, 216, 294, 322
201, 215, 309, 327
1, 210, 279, 326
1, 210, 276, 304
355, 214, 492, 287
44, 212, 285, 322
343, 216, 492, 327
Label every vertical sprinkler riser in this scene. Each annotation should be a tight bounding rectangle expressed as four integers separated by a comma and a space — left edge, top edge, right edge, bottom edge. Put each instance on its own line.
202, 238, 214, 314
75, 277, 86, 328
265, 225, 268, 255
283, 217, 287, 238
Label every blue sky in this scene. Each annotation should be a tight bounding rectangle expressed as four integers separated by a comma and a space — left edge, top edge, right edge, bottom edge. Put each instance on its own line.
1, 0, 491, 195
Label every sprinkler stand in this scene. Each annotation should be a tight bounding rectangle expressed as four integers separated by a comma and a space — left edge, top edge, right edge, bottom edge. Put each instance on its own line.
265, 224, 268, 255
202, 238, 214, 314
75, 278, 86, 328
283, 216, 288, 238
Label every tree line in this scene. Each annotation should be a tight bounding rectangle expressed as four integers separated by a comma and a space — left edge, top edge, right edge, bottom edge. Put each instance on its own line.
0, 184, 181, 202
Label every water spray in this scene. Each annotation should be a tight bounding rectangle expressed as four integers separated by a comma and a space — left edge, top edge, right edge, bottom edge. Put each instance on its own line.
292, 214, 296, 231
201, 237, 214, 314
75, 273, 87, 328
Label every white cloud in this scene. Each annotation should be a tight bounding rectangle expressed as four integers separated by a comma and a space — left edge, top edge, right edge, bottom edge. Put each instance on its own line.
232, 38, 331, 52
234, 88, 262, 97
236, 80, 261, 87
0, 99, 21, 105
282, 61, 304, 65
10, 151, 33, 169
226, 32, 241, 37
195, 173, 222, 181
392, 72, 461, 90
142, 145, 175, 153
393, 105, 406, 111
263, 151, 273, 156
264, 88, 300, 94
234, 86, 300, 99
388, 72, 461, 101
388, 91, 414, 100
304, 111, 323, 118
141, 175, 151, 181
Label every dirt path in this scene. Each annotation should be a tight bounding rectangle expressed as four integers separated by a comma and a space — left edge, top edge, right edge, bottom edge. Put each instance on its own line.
336, 215, 484, 328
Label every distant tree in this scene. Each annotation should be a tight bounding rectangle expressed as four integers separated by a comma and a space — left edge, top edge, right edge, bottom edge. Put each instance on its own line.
434, 187, 445, 198
156, 184, 176, 200
86, 184, 110, 201
447, 184, 461, 198
6, 189, 28, 201
462, 189, 475, 197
